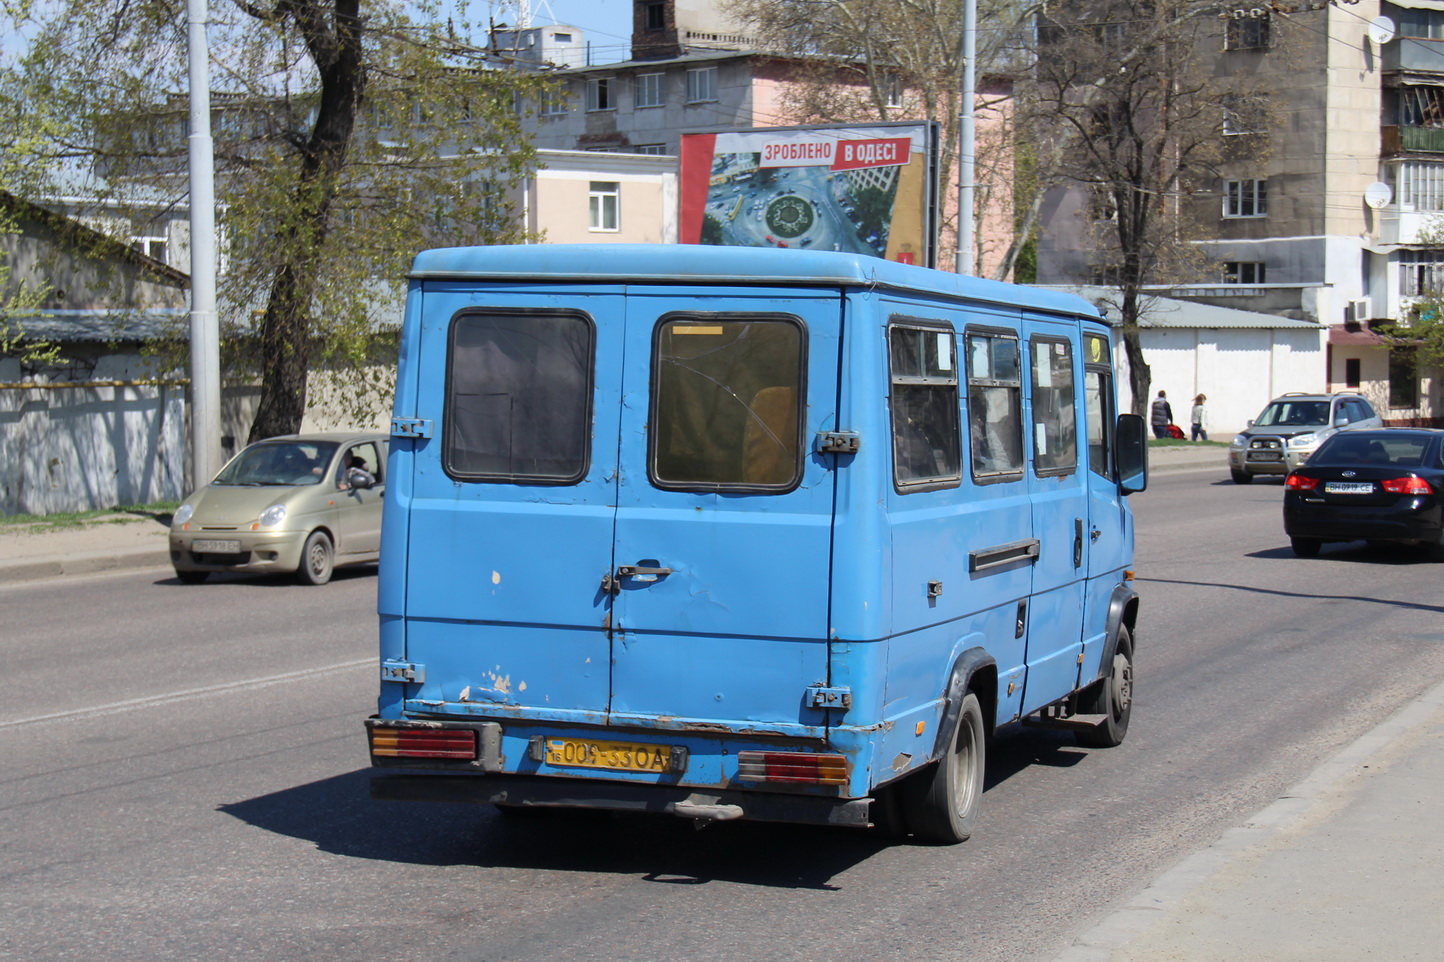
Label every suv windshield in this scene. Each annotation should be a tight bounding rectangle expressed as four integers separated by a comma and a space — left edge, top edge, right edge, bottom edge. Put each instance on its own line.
215, 441, 339, 486
1254, 400, 1329, 428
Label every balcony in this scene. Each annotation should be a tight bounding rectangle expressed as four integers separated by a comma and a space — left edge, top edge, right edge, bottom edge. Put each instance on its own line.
1383, 36, 1444, 73
1378, 204, 1433, 244
1383, 125, 1444, 155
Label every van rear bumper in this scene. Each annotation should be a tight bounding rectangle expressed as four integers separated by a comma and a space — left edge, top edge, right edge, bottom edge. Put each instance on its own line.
369, 772, 874, 828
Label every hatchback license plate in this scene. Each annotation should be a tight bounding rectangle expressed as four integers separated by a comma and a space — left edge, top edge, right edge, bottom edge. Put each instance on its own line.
1324, 482, 1375, 495
192, 539, 241, 552
544, 737, 672, 773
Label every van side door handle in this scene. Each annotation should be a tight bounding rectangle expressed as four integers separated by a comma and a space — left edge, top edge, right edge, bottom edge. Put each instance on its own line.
604, 564, 674, 594
616, 565, 673, 578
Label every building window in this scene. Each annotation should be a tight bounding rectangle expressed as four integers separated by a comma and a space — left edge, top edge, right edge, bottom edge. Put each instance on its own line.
1389, 348, 1419, 408
1400, 7, 1444, 40
1223, 179, 1268, 218
644, 1, 666, 31
541, 88, 570, 115
1224, 261, 1266, 284
587, 78, 614, 112
589, 181, 620, 231
1345, 358, 1361, 389
636, 144, 668, 155
1222, 94, 1266, 135
883, 74, 904, 108
1393, 161, 1444, 211
130, 236, 167, 263
636, 72, 665, 108
1399, 249, 1444, 296
686, 67, 717, 104
1225, 13, 1270, 50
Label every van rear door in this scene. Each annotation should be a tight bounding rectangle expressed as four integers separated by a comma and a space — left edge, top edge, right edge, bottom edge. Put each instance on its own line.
606, 286, 843, 729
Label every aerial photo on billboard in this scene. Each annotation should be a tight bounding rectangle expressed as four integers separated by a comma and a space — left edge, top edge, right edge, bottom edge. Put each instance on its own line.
679, 122, 940, 267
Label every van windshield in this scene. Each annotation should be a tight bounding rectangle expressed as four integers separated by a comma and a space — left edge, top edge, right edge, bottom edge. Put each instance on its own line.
215, 441, 338, 486
1254, 400, 1329, 428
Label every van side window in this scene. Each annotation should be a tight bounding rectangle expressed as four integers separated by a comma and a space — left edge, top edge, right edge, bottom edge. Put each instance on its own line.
966, 330, 1024, 479
888, 321, 962, 488
1031, 337, 1077, 476
1084, 333, 1113, 478
651, 315, 805, 491
444, 311, 594, 484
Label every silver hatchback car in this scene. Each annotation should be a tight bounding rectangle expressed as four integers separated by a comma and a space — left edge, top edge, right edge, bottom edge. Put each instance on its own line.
169, 432, 388, 584
1228, 392, 1382, 483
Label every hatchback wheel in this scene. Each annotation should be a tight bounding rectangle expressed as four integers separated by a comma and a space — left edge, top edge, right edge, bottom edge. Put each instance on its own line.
298, 531, 334, 585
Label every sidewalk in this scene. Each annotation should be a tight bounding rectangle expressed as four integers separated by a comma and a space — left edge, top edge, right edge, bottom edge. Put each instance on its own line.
0, 513, 171, 583
1146, 441, 1228, 475
1051, 676, 1444, 961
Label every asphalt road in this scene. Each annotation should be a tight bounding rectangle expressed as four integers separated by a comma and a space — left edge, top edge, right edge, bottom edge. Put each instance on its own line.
4, 469, 1443, 961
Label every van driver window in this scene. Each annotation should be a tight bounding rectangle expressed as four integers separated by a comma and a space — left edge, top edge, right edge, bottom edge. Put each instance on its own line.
888, 321, 962, 489
444, 311, 594, 484
1031, 337, 1077, 476
966, 331, 1024, 479
651, 315, 805, 491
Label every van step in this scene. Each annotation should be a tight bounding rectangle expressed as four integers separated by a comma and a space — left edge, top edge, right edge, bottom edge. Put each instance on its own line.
1021, 713, 1108, 732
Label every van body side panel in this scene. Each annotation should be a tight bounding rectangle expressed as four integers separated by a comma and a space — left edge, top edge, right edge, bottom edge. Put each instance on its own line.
399, 284, 624, 718
1019, 314, 1088, 713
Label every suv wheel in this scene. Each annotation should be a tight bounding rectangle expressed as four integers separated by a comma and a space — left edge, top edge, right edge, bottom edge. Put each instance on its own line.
1231, 469, 1253, 485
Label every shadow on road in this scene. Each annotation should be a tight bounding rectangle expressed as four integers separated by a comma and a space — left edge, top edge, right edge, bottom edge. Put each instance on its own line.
219, 769, 893, 889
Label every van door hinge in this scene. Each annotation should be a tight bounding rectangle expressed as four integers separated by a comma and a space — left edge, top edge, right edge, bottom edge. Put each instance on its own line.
381, 659, 425, 683
390, 417, 433, 439
815, 431, 861, 455
806, 685, 853, 710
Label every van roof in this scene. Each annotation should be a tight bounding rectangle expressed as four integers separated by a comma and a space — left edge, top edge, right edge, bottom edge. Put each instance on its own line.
409, 244, 1105, 321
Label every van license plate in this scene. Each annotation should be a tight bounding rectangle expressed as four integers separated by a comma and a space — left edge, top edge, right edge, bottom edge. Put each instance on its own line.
1325, 482, 1375, 494
544, 737, 672, 773
193, 539, 241, 552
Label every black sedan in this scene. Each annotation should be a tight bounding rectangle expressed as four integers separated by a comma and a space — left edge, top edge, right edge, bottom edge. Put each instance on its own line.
1283, 428, 1444, 560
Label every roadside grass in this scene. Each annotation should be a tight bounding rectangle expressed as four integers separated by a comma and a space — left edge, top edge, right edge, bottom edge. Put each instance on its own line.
0, 501, 180, 533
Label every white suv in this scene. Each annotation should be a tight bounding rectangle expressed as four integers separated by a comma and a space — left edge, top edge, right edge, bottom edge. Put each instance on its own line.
1228, 392, 1382, 483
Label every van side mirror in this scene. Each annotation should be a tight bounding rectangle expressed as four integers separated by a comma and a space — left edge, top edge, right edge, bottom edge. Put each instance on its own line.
1116, 414, 1148, 494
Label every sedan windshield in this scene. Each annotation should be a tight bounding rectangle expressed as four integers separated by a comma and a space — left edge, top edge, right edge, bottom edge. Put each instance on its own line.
1312, 435, 1434, 468
214, 441, 339, 486
1254, 400, 1330, 428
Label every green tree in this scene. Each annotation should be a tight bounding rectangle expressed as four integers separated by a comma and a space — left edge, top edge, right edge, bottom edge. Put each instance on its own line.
3, 0, 551, 439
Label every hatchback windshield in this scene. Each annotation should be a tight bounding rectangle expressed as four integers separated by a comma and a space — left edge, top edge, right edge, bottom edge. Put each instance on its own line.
1312, 434, 1436, 468
214, 441, 339, 486
1254, 400, 1330, 428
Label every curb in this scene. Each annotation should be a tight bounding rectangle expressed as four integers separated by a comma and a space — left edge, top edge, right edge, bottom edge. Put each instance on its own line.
1048, 674, 1444, 961
0, 548, 172, 585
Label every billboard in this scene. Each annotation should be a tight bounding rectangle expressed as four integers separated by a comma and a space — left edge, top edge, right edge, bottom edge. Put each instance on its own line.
679, 122, 940, 267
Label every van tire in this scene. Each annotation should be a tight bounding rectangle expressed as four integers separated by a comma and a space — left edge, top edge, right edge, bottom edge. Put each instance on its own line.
902, 693, 985, 844
1231, 469, 1253, 484
297, 531, 334, 585
1075, 626, 1133, 748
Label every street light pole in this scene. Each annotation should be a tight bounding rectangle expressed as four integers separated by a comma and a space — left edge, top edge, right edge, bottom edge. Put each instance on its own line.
186, 0, 222, 490
955, 0, 976, 276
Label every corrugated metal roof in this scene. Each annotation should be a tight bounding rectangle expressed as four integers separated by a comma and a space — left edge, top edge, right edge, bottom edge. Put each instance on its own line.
1037, 286, 1324, 330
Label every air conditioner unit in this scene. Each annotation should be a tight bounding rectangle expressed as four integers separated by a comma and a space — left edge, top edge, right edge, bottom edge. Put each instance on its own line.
1345, 298, 1371, 322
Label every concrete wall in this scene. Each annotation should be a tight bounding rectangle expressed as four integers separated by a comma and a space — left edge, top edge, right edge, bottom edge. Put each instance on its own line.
1116, 326, 1327, 436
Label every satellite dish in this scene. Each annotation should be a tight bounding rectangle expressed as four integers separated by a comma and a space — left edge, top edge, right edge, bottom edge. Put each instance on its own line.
1364, 182, 1393, 209
1368, 15, 1396, 45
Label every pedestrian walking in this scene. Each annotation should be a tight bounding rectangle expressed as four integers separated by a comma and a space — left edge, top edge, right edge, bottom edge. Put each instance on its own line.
1190, 394, 1209, 441
1150, 390, 1173, 440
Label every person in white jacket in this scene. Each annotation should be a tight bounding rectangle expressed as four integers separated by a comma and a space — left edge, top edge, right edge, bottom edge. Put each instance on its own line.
1190, 394, 1209, 441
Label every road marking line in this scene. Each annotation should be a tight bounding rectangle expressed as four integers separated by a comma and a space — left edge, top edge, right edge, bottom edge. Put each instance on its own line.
0, 658, 374, 730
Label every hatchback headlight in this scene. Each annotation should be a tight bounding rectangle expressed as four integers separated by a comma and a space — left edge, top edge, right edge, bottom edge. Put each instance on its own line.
173, 503, 194, 526
260, 504, 287, 527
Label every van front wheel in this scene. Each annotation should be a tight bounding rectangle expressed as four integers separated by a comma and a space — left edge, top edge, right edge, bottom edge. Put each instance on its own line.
1076, 626, 1133, 748
903, 692, 985, 844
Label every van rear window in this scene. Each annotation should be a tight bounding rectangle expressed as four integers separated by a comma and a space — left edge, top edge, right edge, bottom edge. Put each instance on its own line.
444, 311, 594, 484
650, 315, 805, 491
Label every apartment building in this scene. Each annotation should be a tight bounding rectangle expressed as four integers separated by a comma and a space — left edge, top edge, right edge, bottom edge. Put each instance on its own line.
1038, 0, 1443, 426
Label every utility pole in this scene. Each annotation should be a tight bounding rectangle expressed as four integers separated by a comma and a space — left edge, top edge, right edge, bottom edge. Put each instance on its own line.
955, 0, 976, 276
186, 0, 222, 489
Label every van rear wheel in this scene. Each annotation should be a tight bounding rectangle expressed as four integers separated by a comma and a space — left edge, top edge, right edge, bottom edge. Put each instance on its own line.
901, 692, 985, 844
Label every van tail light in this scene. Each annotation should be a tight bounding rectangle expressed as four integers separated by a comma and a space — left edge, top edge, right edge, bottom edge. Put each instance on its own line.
370, 727, 477, 759
1381, 476, 1435, 496
1285, 474, 1319, 491
736, 751, 849, 785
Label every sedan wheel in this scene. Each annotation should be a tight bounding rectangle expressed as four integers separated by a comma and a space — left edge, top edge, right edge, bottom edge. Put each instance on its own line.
1291, 537, 1322, 558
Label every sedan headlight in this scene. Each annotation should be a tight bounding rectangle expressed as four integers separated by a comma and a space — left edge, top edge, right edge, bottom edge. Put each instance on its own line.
173, 503, 194, 526
260, 504, 287, 527
1289, 433, 1318, 448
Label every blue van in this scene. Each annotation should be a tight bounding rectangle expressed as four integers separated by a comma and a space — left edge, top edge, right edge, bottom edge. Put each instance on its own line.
366, 245, 1146, 843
